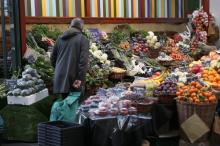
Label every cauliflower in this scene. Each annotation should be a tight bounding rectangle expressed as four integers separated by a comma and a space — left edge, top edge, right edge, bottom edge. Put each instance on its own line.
146, 36, 151, 40
147, 40, 151, 44
148, 42, 154, 47
105, 60, 111, 65
154, 42, 161, 49
100, 54, 108, 61
90, 43, 98, 51
152, 36, 158, 42
93, 50, 102, 58
148, 31, 154, 37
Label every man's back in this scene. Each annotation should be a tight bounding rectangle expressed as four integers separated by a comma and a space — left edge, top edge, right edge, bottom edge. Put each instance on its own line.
51, 27, 89, 94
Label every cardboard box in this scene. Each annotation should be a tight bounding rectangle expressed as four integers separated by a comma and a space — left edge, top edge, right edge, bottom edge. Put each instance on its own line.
7, 89, 48, 105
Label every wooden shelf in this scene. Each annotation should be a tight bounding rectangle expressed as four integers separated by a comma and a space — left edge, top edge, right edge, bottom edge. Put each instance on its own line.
25, 17, 188, 24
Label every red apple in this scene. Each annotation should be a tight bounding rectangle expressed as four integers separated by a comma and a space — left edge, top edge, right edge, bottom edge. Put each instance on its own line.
191, 64, 202, 74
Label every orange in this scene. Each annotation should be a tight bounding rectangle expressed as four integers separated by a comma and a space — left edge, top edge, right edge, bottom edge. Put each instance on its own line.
189, 89, 195, 94
203, 70, 209, 74
202, 74, 208, 78
195, 99, 200, 103
192, 96, 197, 101
208, 96, 216, 102
190, 81, 197, 86
189, 98, 193, 103
191, 93, 197, 97
176, 92, 181, 96
216, 76, 220, 81
196, 84, 202, 89
203, 91, 212, 97
212, 82, 217, 85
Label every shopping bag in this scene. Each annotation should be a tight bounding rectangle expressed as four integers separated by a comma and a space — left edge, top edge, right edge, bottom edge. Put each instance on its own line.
50, 92, 81, 122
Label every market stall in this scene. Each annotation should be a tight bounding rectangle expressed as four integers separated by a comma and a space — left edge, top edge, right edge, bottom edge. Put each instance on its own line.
1, 0, 220, 145
31, 7, 219, 145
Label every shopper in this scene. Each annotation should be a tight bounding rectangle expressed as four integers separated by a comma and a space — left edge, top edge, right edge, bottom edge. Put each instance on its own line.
51, 18, 89, 99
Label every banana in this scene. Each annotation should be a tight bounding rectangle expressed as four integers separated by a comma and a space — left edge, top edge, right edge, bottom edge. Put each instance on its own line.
133, 70, 169, 86
189, 61, 202, 68
153, 70, 169, 83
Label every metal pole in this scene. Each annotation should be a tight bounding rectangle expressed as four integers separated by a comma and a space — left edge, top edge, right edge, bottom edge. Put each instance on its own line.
8, 0, 21, 72
13, 0, 22, 69
1, 0, 8, 78
8, 0, 16, 72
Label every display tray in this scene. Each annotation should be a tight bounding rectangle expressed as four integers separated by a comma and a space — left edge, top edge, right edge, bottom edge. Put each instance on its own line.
7, 89, 49, 105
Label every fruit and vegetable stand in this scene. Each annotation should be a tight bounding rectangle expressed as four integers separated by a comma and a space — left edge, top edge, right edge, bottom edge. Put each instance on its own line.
1, 6, 220, 146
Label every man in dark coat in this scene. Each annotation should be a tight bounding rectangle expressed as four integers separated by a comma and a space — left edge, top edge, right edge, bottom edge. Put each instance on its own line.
51, 18, 89, 99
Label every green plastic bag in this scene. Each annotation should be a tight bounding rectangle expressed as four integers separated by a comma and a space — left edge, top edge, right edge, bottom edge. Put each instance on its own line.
50, 92, 80, 122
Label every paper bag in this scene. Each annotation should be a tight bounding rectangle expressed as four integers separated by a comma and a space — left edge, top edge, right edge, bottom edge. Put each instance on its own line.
213, 116, 220, 135
181, 114, 210, 143
208, 22, 215, 36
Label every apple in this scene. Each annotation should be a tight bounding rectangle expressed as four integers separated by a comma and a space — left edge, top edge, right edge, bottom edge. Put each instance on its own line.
191, 64, 203, 74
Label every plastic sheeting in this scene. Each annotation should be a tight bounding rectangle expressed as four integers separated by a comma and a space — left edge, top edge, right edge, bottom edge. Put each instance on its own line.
78, 114, 153, 146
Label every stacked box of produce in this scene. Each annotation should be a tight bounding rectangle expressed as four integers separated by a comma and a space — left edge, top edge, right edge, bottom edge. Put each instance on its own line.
7, 65, 48, 105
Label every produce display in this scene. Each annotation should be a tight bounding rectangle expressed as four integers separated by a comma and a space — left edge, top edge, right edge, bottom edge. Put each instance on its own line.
23, 8, 220, 122
176, 81, 217, 104
157, 52, 173, 61
210, 59, 220, 72
0, 83, 7, 99
154, 81, 177, 97
202, 69, 220, 89
31, 57, 54, 84
7, 66, 46, 97
201, 51, 220, 61
145, 31, 161, 49
111, 67, 126, 73
13, 8, 220, 145
189, 60, 203, 74
78, 85, 156, 117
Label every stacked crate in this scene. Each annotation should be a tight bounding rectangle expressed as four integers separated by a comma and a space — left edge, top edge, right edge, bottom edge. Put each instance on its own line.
38, 121, 86, 146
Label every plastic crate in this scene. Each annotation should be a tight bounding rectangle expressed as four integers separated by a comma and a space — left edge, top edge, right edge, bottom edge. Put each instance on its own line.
38, 121, 86, 146
148, 136, 179, 146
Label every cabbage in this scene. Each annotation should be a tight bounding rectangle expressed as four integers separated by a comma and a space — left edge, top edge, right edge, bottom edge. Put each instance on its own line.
12, 88, 22, 96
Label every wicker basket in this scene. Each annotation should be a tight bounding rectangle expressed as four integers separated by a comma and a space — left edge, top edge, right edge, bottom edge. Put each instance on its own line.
213, 89, 220, 100
158, 60, 173, 67
148, 48, 160, 59
110, 72, 126, 80
133, 101, 154, 114
177, 101, 217, 142
154, 94, 176, 104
